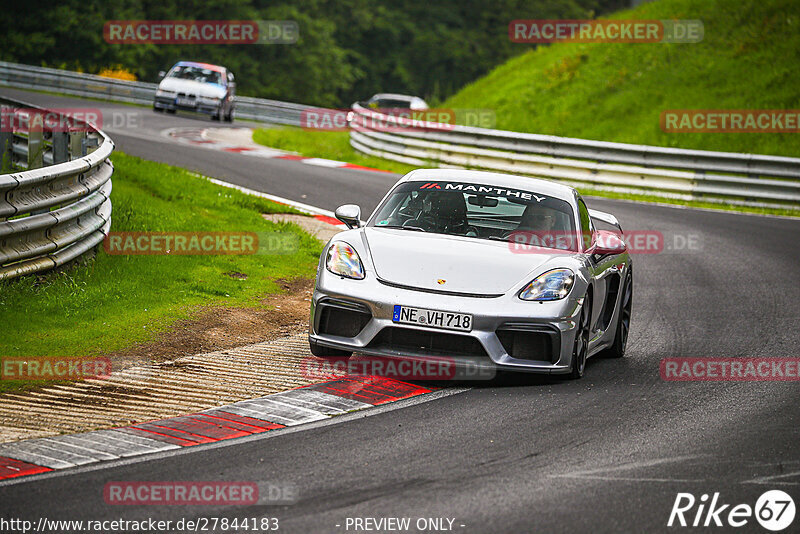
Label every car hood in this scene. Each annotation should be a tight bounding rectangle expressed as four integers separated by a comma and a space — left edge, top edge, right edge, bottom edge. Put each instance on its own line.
363, 228, 566, 295
158, 78, 226, 98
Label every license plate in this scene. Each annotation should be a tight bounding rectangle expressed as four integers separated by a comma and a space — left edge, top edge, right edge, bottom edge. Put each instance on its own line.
392, 305, 472, 332
176, 97, 195, 106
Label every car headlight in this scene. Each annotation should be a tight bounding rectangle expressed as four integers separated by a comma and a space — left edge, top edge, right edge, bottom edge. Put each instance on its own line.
325, 242, 365, 280
156, 89, 176, 97
199, 96, 222, 104
519, 268, 574, 301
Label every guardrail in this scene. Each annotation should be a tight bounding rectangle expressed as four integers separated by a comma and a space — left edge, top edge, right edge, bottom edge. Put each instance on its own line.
349, 103, 800, 210
0, 97, 113, 280
0, 61, 313, 126
233, 95, 314, 126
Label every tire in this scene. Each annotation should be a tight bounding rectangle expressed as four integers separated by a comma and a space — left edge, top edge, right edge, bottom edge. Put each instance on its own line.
568, 296, 591, 379
165, 109, 176, 114
153, 105, 164, 113
603, 270, 633, 358
224, 108, 234, 123
309, 340, 351, 359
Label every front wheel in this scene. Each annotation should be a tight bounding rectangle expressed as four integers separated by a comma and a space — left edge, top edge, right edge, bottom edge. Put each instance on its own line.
309, 340, 352, 359
568, 297, 591, 379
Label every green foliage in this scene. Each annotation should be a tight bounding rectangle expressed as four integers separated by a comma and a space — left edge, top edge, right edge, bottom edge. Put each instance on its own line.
0, 0, 627, 107
444, 0, 800, 157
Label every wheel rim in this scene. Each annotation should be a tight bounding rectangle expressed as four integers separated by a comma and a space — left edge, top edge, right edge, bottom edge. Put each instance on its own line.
619, 277, 632, 350
574, 302, 590, 375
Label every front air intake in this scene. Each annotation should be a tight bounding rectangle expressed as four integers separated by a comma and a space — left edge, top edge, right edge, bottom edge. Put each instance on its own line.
316, 300, 371, 338
496, 327, 560, 363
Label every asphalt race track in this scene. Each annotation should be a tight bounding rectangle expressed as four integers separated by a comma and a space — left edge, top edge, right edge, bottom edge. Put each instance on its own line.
2, 88, 799, 533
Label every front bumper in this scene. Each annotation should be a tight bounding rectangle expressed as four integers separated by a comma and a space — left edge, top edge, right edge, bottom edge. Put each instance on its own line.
153, 96, 220, 115
309, 270, 585, 375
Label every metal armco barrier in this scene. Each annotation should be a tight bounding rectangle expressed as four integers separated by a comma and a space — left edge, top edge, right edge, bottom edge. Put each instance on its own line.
0, 61, 314, 126
349, 103, 800, 210
0, 97, 113, 280
234, 95, 315, 126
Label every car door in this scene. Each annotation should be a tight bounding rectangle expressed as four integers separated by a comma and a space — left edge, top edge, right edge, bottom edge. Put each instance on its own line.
578, 198, 610, 337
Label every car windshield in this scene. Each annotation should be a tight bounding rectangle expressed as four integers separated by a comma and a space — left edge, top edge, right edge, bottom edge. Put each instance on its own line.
368, 180, 578, 250
167, 66, 223, 85
369, 97, 414, 108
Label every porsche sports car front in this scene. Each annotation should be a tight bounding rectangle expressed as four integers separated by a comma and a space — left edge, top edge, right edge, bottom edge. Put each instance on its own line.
309, 169, 633, 379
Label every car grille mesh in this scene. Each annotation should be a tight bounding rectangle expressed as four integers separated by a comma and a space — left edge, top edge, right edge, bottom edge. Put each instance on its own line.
367, 327, 488, 358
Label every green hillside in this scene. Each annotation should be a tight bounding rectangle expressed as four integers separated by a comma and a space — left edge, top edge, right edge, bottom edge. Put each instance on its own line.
444, 0, 800, 157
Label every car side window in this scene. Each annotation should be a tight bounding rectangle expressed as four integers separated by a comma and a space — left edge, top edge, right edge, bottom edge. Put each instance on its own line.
577, 199, 593, 250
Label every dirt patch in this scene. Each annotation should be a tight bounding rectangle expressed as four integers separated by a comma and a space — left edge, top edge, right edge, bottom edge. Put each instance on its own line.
105, 277, 314, 372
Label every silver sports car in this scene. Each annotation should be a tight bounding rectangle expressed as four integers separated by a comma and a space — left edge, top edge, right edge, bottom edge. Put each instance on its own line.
308, 169, 633, 379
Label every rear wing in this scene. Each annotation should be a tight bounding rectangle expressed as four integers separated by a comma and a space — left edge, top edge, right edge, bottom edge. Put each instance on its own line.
588, 209, 622, 231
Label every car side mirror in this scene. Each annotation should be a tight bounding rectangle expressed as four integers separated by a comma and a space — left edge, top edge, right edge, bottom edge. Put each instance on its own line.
590, 230, 627, 256
335, 204, 361, 229
158, 71, 166, 79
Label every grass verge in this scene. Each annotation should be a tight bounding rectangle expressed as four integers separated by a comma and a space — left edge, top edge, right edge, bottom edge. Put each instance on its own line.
252, 126, 417, 175
444, 0, 800, 158
0, 152, 322, 393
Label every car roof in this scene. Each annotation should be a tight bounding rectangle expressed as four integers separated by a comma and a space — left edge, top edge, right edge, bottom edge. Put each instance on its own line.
400, 169, 578, 203
174, 61, 226, 73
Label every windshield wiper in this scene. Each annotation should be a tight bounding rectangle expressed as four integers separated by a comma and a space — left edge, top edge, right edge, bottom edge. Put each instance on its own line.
379, 225, 427, 232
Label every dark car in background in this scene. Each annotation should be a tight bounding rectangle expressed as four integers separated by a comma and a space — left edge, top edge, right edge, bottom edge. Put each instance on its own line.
366, 93, 429, 110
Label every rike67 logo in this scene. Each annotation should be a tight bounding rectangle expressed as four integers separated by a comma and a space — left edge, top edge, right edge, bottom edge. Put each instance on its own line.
668, 490, 795, 531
